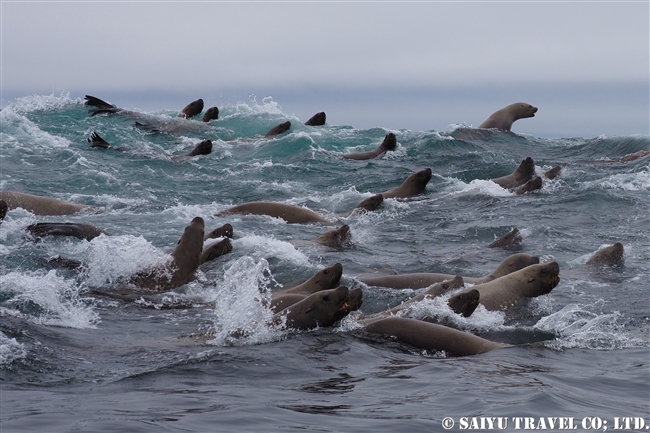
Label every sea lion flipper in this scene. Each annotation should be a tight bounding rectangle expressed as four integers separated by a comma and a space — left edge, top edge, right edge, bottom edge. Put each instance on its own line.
88, 132, 111, 149
84, 95, 116, 109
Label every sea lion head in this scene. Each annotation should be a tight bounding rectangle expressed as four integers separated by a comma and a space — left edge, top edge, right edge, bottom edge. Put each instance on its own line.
523, 261, 560, 295
380, 133, 397, 151
264, 121, 291, 137
283, 285, 360, 330
202, 106, 219, 122
517, 157, 536, 178
447, 289, 480, 317
355, 194, 384, 212
406, 168, 432, 192
205, 223, 234, 240
586, 243, 624, 267
491, 253, 540, 280
179, 99, 204, 119
310, 262, 343, 291
188, 140, 213, 157
513, 102, 538, 120
305, 112, 326, 126
316, 225, 352, 248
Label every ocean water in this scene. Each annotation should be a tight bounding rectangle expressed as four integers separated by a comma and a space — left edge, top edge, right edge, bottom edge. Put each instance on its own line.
1, 93, 649, 432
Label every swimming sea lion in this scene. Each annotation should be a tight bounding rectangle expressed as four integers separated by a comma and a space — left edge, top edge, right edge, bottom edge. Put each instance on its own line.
491, 157, 535, 189
0, 191, 93, 216
170, 140, 213, 160
26, 222, 111, 241
380, 168, 432, 199
204, 223, 234, 241
217, 193, 382, 225
277, 286, 362, 330
314, 225, 352, 248
544, 165, 562, 179
514, 176, 542, 195
619, 149, 650, 162
178, 99, 204, 119
342, 133, 397, 160
88, 132, 212, 159
199, 238, 233, 265
363, 317, 508, 357
265, 121, 291, 137
129, 217, 205, 291
305, 112, 326, 126
0, 200, 8, 221
478, 102, 538, 131
487, 228, 522, 249
360, 253, 539, 289
585, 242, 624, 267
448, 261, 560, 311
201, 107, 219, 122
275, 263, 343, 296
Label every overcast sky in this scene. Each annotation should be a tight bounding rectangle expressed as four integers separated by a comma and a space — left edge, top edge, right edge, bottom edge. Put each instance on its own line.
2, 1, 648, 137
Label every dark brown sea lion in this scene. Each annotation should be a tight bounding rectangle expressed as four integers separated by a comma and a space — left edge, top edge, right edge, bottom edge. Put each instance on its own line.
204, 223, 234, 241
487, 228, 522, 249
514, 176, 543, 195
84, 95, 121, 116
380, 168, 432, 199
277, 286, 362, 330
264, 121, 291, 137
448, 261, 560, 311
342, 133, 397, 160
362, 317, 508, 356
26, 222, 111, 241
0, 191, 93, 216
275, 263, 343, 296
585, 243, 624, 267
199, 238, 233, 265
544, 165, 562, 179
479, 103, 538, 131
129, 217, 205, 291
0, 200, 8, 222
201, 107, 219, 122
360, 253, 539, 289
178, 99, 204, 119
491, 157, 535, 189
88, 132, 212, 159
305, 112, 326, 126
314, 225, 352, 248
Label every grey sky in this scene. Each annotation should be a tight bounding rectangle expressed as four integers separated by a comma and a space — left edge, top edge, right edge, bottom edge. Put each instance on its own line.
2, 1, 648, 137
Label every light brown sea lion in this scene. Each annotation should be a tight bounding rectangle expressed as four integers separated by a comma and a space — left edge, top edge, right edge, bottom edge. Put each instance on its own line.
380, 168, 432, 199
360, 253, 540, 289
514, 176, 542, 195
178, 99, 204, 119
277, 286, 362, 330
491, 157, 535, 189
201, 107, 219, 122
314, 225, 352, 248
448, 261, 560, 311
585, 243, 624, 267
305, 112, 326, 126
342, 133, 397, 160
26, 222, 111, 241
204, 223, 234, 241
0, 191, 93, 216
362, 317, 508, 357
129, 217, 205, 291
217, 194, 382, 225
264, 121, 291, 137
275, 263, 343, 296
478, 102, 538, 131
199, 238, 233, 265
619, 149, 650, 162
487, 228, 522, 249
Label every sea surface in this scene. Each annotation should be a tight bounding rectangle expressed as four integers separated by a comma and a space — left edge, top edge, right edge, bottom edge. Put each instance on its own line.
1, 93, 649, 432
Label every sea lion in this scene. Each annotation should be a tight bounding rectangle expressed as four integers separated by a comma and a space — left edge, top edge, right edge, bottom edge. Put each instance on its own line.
277, 286, 362, 330
170, 140, 212, 160
0, 200, 8, 221
362, 317, 508, 357
26, 222, 111, 241
585, 242, 624, 267
514, 176, 542, 195
314, 225, 352, 248
305, 112, 326, 126
129, 217, 205, 291
619, 149, 650, 162
88, 132, 212, 159
178, 99, 204, 119
204, 223, 233, 241
217, 194, 382, 225
448, 261, 560, 311
275, 263, 343, 296
264, 121, 291, 137
201, 107, 219, 122
199, 238, 233, 265
0, 191, 93, 216
487, 228, 522, 249
360, 252, 539, 289
491, 157, 535, 189
342, 133, 397, 160
478, 102, 538, 131
544, 165, 562, 179
380, 168, 432, 199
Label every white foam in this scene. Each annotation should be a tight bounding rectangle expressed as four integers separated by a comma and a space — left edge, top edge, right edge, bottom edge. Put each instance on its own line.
443, 178, 514, 198
235, 235, 310, 266
0, 331, 27, 366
